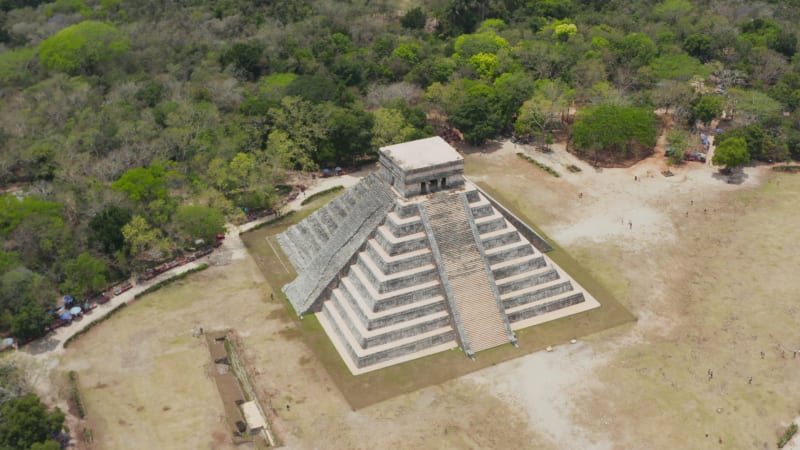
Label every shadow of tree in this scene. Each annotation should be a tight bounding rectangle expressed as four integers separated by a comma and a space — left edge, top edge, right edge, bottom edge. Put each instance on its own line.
711, 168, 748, 185
23, 336, 61, 355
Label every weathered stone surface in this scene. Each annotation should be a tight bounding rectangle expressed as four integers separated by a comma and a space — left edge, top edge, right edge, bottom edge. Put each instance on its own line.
276, 137, 598, 374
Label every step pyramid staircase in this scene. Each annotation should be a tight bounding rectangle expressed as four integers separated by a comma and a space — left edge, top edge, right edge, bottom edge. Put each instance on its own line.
276, 137, 599, 375
421, 193, 515, 356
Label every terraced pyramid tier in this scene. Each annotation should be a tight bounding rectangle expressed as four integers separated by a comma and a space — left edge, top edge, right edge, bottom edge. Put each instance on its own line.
275, 136, 600, 374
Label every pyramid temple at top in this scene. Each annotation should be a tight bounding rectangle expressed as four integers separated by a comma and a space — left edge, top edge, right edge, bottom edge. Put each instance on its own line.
277, 136, 600, 375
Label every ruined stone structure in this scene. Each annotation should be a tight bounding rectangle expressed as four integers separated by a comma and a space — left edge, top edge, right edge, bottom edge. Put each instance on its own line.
277, 137, 600, 374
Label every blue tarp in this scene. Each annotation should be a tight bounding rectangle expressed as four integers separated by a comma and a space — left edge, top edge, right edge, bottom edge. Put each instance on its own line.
59, 313, 72, 321
63, 295, 74, 304
69, 306, 82, 316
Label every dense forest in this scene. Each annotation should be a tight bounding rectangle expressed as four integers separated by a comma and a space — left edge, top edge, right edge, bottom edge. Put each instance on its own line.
0, 0, 799, 342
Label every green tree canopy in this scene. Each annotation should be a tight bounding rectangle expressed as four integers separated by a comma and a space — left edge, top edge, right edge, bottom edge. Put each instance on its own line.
449, 82, 504, 145
400, 7, 426, 29
174, 205, 225, 245
0, 394, 64, 449
60, 252, 108, 297
616, 33, 658, 68
712, 137, 749, 170
38, 20, 130, 74
121, 215, 170, 264
690, 95, 724, 126
111, 161, 175, 204
572, 104, 658, 159
89, 206, 132, 255
683, 34, 713, 61
220, 41, 264, 80
10, 302, 49, 341
0, 195, 62, 237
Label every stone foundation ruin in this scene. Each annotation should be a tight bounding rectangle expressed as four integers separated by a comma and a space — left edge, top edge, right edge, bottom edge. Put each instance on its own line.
277, 137, 600, 375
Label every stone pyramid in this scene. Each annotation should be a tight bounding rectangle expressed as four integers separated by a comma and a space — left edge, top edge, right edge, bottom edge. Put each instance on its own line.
277, 137, 600, 375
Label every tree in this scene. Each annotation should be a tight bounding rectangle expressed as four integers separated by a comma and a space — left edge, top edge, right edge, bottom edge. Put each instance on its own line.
60, 252, 108, 297
10, 303, 48, 341
683, 34, 713, 62
616, 33, 658, 68
712, 137, 749, 171
0, 394, 64, 449
572, 104, 658, 161
111, 162, 174, 204
690, 95, 724, 126
121, 215, 170, 264
38, 21, 130, 75
453, 31, 508, 59
401, 7, 426, 29
220, 42, 264, 80
89, 206, 132, 254
449, 82, 504, 145
174, 205, 225, 245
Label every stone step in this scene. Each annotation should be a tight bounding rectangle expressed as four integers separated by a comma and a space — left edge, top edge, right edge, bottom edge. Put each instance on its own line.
469, 198, 493, 219
331, 286, 447, 330
424, 194, 512, 354
505, 291, 586, 324
484, 240, 535, 265
495, 266, 559, 295
365, 239, 433, 275
318, 309, 457, 375
385, 211, 424, 237
320, 303, 455, 360
479, 227, 521, 250
474, 212, 507, 234
501, 278, 574, 309
346, 265, 442, 312
356, 252, 438, 293
491, 254, 546, 279
328, 295, 452, 348
375, 225, 429, 256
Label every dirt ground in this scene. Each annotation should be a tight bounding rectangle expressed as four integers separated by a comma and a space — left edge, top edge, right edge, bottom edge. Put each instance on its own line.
13, 138, 800, 449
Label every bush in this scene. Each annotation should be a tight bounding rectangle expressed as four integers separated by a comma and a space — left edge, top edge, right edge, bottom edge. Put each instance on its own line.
68, 371, 84, 418
778, 423, 797, 448
516, 153, 560, 177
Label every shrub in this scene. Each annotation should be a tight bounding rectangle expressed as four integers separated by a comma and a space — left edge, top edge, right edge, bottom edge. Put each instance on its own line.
778, 423, 797, 448
516, 153, 560, 177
